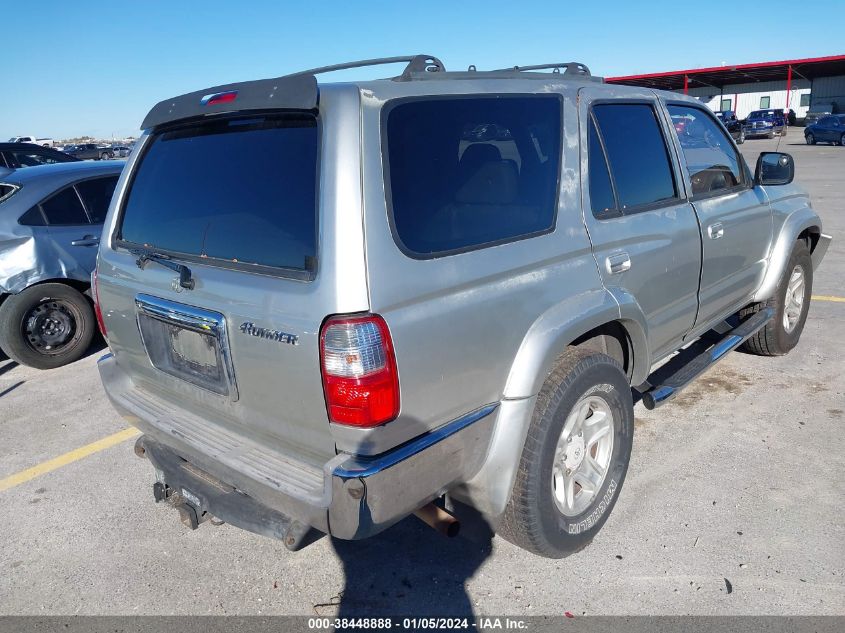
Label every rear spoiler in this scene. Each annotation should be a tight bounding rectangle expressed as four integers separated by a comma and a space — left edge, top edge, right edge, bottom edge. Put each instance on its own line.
140, 73, 318, 131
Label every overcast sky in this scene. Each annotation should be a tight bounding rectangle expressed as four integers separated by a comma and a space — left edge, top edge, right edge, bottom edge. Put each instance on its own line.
3, 0, 841, 140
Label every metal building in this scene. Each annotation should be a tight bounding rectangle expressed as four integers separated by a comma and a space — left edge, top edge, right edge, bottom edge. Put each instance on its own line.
606, 54, 845, 121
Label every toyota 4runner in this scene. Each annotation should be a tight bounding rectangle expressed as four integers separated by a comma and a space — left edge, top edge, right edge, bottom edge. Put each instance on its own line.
95, 56, 831, 558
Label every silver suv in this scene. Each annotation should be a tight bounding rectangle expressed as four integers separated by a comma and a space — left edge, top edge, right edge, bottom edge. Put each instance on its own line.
95, 56, 830, 558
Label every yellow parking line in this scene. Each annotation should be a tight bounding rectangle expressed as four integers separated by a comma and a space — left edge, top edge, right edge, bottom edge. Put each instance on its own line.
0, 427, 140, 493
812, 295, 845, 303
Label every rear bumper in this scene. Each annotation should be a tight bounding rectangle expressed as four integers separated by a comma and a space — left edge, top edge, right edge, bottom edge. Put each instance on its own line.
98, 354, 497, 541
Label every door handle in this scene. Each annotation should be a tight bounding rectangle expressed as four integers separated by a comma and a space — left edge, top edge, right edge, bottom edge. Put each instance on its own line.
605, 252, 631, 275
71, 235, 100, 247
707, 223, 724, 239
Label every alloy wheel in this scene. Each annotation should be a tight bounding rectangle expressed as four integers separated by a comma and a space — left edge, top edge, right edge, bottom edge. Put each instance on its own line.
783, 264, 806, 333
551, 394, 615, 517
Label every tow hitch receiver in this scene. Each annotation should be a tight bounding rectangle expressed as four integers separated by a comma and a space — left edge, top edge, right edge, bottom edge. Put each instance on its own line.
153, 481, 207, 530
134, 435, 318, 550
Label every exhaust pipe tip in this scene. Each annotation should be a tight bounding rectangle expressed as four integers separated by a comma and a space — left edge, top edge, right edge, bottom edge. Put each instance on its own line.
413, 503, 460, 538
133, 436, 147, 458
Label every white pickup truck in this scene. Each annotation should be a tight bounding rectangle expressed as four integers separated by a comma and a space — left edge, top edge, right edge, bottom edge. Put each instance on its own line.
7, 136, 54, 147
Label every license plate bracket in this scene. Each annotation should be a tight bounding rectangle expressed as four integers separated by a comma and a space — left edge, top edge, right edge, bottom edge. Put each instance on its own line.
135, 294, 238, 400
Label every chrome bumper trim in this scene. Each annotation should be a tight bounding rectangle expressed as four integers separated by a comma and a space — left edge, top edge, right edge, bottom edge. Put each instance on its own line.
812, 233, 832, 271
333, 403, 499, 479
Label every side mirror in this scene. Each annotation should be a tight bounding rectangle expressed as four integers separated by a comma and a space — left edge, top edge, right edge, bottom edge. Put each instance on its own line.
755, 152, 794, 186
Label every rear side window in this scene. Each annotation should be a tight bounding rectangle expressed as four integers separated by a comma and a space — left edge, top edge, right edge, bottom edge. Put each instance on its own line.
40, 186, 89, 225
592, 104, 677, 212
667, 105, 744, 197
119, 114, 318, 273
385, 95, 561, 257
76, 176, 118, 223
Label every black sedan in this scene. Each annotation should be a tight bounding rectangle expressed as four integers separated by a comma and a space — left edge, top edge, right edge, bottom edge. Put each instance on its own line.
805, 115, 845, 146
0, 142, 81, 169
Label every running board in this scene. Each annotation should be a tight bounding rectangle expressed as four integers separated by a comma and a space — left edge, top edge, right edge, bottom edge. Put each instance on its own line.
641, 307, 774, 410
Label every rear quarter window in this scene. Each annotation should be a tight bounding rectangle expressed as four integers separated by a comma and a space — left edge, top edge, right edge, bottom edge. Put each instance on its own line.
384, 95, 562, 257
118, 114, 318, 274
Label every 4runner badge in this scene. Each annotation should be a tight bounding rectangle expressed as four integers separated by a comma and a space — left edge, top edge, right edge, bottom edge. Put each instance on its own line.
239, 322, 299, 346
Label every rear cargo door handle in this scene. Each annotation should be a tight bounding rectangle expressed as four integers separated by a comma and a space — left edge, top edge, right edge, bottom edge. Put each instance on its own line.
71, 235, 100, 247
605, 252, 631, 275
707, 223, 724, 239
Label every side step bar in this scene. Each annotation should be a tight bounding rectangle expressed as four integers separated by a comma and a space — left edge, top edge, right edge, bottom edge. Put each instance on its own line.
641, 307, 774, 410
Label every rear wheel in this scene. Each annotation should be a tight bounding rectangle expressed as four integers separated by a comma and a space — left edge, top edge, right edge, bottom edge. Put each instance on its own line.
740, 240, 812, 356
0, 283, 95, 369
499, 348, 634, 558
805, 133, 815, 145
840, 134, 845, 146
737, 129, 745, 144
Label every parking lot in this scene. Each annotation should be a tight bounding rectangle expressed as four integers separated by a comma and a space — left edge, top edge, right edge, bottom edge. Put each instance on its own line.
0, 136, 842, 617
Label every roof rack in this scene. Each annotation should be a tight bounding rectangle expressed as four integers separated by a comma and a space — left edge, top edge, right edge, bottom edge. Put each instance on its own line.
492, 62, 592, 77
289, 55, 446, 81
141, 55, 598, 130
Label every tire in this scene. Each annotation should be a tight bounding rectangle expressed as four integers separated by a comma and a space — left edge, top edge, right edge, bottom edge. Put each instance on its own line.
737, 130, 745, 144
806, 133, 815, 145
100, 152, 110, 161
767, 131, 775, 139
499, 348, 634, 558
840, 134, 845, 147
740, 240, 812, 356
0, 283, 95, 369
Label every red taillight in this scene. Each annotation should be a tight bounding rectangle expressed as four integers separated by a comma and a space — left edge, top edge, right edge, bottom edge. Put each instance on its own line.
319, 314, 399, 427
92, 268, 107, 338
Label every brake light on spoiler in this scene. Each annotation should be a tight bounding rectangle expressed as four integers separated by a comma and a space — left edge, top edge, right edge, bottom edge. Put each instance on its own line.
200, 90, 238, 106
320, 314, 400, 428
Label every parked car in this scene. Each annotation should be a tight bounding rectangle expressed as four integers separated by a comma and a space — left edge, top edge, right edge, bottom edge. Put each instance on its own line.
111, 146, 131, 158
715, 110, 745, 143
745, 109, 787, 138
0, 142, 81, 169
804, 102, 838, 127
0, 161, 124, 368
65, 143, 114, 160
95, 56, 830, 558
804, 114, 845, 146
787, 108, 797, 126
8, 135, 54, 147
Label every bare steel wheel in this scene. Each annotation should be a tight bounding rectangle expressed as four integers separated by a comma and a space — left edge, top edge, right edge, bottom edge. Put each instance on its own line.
552, 395, 615, 516
0, 283, 95, 369
782, 264, 806, 333
25, 300, 79, 353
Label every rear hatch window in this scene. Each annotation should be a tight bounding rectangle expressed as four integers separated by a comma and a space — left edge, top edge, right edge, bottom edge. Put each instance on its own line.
117, 114, 318, 277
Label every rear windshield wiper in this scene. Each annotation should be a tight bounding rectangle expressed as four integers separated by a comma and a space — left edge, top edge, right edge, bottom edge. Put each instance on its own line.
131, 248, 195, 290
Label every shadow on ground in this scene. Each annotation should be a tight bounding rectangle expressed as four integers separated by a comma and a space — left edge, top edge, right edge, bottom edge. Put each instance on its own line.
328, 510, 493, 623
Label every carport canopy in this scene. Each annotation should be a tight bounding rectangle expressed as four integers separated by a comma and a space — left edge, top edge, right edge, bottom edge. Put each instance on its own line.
606, 54, 845, 95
